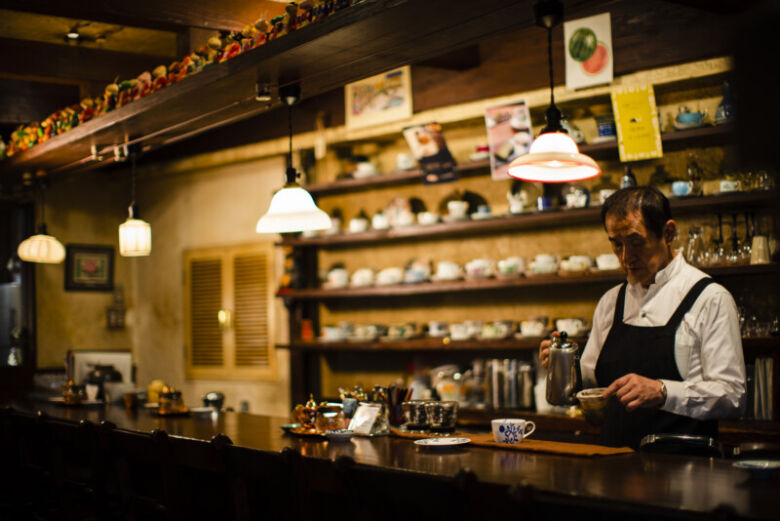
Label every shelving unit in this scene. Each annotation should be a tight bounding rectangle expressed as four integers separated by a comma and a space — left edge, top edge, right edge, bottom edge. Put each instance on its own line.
278, 263, 780, 300
302, 124, 736, 197
279, 190, 776, 249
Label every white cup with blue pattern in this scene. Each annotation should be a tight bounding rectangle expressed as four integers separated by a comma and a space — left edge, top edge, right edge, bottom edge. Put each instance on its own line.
491, 418, 536, 444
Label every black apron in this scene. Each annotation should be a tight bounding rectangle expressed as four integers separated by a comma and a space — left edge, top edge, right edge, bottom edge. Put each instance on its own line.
594, 277, 718, 448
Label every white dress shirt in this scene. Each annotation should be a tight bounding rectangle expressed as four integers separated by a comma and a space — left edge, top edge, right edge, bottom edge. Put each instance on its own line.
580, 254, 746, 420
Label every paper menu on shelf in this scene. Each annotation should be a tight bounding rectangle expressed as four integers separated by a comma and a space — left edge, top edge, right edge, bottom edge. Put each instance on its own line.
610, 85, 663, 162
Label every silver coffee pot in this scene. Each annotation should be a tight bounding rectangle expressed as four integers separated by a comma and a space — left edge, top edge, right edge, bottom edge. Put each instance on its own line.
545, 332, 582, 406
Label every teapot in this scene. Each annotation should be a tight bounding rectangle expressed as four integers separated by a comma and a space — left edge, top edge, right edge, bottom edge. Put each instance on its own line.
545, 332, 582, 406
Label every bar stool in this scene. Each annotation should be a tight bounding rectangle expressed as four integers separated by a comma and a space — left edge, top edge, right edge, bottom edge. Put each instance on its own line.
222, 445, 299, 521
162, 433, 234, 521
112, 428, 173, 521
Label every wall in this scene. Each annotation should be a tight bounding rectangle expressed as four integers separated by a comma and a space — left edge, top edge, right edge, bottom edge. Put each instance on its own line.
39, 156, 291, 416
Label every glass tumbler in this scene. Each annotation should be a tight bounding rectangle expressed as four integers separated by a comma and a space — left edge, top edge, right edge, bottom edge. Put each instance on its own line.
684, 225, 706, 267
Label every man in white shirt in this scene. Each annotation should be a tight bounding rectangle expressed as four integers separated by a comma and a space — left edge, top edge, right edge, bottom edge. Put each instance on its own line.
539, 187, 746, 448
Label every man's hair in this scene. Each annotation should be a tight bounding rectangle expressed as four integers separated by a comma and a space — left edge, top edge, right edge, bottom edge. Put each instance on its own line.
600, 186, 672, 238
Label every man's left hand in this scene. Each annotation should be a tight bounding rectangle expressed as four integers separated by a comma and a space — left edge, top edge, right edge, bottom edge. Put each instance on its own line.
604, 373, 665, 411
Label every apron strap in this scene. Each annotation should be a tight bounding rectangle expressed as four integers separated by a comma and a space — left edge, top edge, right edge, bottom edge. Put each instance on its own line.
664, 277, 714, 332
613, 283, 628, 324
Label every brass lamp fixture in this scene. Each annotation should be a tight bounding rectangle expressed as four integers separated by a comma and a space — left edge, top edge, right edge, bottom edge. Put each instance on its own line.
256, 84, 331, 234
508, 0, 601, 183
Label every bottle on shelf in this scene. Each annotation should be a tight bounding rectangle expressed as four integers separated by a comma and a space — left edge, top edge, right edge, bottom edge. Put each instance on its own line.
621, 166, 637, 188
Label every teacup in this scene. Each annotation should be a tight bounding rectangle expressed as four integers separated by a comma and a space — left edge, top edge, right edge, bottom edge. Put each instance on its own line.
354, 161, 378, 178
395, 210, 415, 227
372, 212, 389, 230
719, 179, 740, 193
672, 180, 692, 197
449, 322, 470, 341
497, 256, 525, 277
676, 109, 705, 125
520, 320, 546, 337
465, 258, 495, 279
555, 318, 588, 337
348, 217, 369, 234
417, 211, 439, 226
376, 267, 404, 286
428, 321, 449, 337
560, 255, 591, 273
464, 320, 483, 339
350, 268, 375, 288
354, 324, 382, 341
491, 418, 536, 444
534, 254, 557, 267
396, 153, 415, 170
596, 253, 620, 270
447, 200, 469, 220
326, 268, 349, 288
507, 191, 527, 214
435, 261, 461, 281
322, 325, 347, 342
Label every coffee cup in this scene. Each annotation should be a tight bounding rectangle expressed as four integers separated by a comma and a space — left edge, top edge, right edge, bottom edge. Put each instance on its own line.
596, 253, 620, 270
520, 320, 546, 337
555, 318, 588, 337
395, 210, 415, 227
497, 256, 525, 277
350, 268, 375, 288
348, 217, 369, 234
322, 326, 346, 342
354, 161, 378, 178
464, 320, 483, 339
507, 191, 527, 214
447, 200, 469, 219
450, 323, 469, 341
396, 153, 415, 170
491, 418, 536, 444
719, 179, 740, 193
326, 268, 349, 288
376, 266, 404, 286
534, 254, 557, 267
428, 321, 449, 337
372, 212, 389, 230
417, 211, 439, 226
435, 261, 461, 280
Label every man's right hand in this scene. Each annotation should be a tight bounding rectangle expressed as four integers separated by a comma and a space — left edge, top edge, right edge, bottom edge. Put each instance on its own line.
538, 331, 560, 370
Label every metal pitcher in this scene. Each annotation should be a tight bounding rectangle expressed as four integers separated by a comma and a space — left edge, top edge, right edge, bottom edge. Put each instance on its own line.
545, 332, 581, 406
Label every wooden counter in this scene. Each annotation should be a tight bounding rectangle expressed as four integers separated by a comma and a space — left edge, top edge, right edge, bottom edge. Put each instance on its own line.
2, 398, 778, 520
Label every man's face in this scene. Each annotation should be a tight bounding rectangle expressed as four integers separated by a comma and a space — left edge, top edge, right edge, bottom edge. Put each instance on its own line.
605, 210, 674, 287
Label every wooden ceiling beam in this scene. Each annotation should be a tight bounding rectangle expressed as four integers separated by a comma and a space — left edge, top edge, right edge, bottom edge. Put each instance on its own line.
0, 0, 287, 32
0, 37, 172, 85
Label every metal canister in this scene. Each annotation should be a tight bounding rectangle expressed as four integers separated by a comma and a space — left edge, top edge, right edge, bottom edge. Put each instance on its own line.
502, 359, 518, 408
517, 363, 535, 409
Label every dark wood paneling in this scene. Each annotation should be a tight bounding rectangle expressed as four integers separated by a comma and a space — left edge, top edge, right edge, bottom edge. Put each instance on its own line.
0, 80, 81, 125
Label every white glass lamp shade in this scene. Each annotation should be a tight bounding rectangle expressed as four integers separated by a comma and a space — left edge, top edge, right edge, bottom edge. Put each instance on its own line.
17, 233, 65, 264
119, 218, 152, 256
256, 184, 332, 234
508, 131, 601, 183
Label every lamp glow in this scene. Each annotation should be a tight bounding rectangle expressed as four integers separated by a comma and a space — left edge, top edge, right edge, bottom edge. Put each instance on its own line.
508, 132, 601, 183
119, 206, 152, 257
256, 183, 331, 233
17, 225, 65, 264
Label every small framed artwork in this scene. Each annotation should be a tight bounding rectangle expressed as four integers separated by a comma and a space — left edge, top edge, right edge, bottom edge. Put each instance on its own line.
65, 244, 114, 291
345, 66, 413, 130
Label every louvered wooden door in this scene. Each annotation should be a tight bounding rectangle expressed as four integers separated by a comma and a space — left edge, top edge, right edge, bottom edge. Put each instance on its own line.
184, 243, 276, 380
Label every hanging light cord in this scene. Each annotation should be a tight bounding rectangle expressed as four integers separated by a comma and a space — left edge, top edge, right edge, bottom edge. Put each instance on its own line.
284, 100, 298, 184
38, 182, 47, 234
130, 153, 137, 212
547, 25, 555, 107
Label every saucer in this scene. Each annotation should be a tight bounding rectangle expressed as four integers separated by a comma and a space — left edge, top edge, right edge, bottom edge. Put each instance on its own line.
470, 212, 494, 221
732, 459, 780, 479
325, 429, 355, 442
442, 215, 469, 223
414, 437, 471, 448
190, 406, 217, 414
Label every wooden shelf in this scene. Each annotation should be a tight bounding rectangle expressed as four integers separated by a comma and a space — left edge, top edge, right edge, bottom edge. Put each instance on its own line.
0, 0, 528, 177
276, 263, 780, 300
279, 190, 777, 248
301, 124, 736, 197
283, 335, 586, 352
283, 336, 779, 353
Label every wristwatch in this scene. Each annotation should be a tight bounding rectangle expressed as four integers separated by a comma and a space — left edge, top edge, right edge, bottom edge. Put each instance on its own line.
657, 379, 667, 407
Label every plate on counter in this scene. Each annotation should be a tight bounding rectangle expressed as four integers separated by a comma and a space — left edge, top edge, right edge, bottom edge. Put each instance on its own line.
414, 437, 471, 448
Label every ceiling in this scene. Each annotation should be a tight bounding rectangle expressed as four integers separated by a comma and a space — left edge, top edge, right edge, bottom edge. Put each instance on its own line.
0, 0, 287, 139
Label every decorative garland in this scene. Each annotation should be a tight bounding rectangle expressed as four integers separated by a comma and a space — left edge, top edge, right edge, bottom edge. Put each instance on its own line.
1, 0, 355, 159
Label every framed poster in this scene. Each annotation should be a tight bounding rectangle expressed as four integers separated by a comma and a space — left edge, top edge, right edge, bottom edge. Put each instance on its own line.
484, 100, 532, 180
402, 122, 458, 184
65, 244, 114, 291
564, 12, 613, 90
345, 66, 413, 130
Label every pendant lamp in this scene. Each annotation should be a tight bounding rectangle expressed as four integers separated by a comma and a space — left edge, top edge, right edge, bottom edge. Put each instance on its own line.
508, 0, 601, 183
118, 148, 152, 256
17, 180, 65, 264
256, 84, 331, 234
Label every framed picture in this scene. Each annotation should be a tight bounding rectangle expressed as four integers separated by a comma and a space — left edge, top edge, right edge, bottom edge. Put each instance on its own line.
345, 66, 413, 130
65, 244, 114, 291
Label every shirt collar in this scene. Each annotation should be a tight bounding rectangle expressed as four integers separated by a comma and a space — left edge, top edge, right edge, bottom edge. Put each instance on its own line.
628, 252, 682, 294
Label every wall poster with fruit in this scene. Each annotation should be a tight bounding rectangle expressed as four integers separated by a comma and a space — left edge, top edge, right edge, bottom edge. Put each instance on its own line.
564, 12, 613, 90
